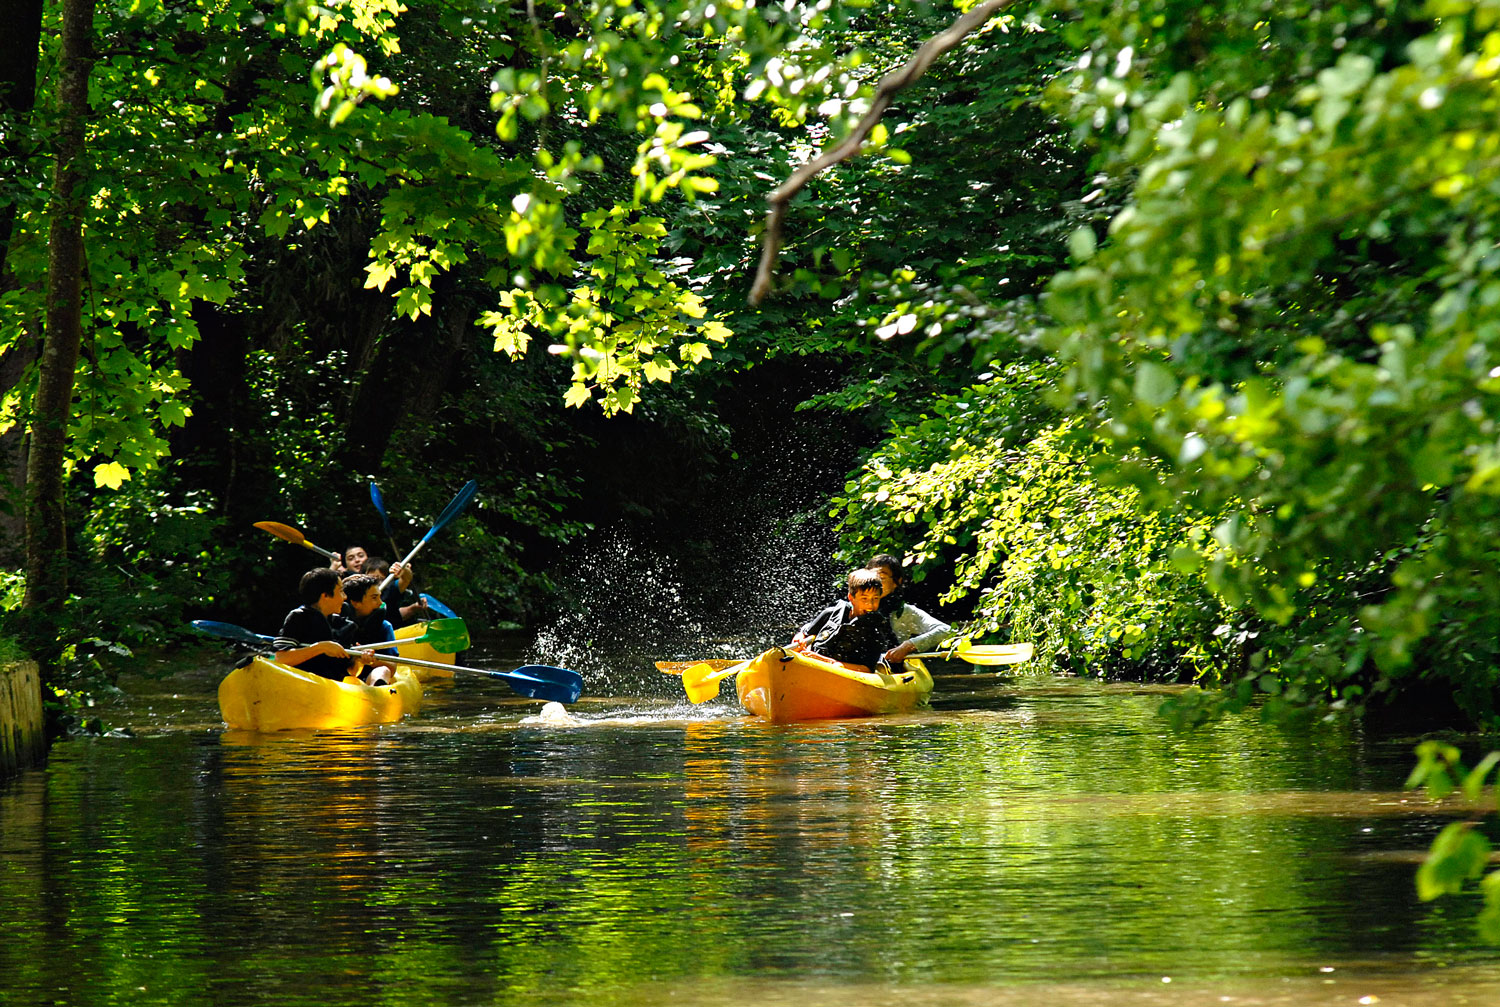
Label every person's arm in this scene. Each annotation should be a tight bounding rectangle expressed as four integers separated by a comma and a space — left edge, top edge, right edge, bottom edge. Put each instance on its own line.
274, 638, 352, 668
791, 603, 836, 650
886, 604, 952, 661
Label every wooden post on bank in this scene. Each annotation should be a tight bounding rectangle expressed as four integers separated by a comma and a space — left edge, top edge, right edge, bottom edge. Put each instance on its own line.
1, 659, 45, 776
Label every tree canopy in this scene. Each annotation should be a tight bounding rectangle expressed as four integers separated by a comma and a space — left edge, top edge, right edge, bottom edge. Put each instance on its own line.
5, 0, 1500, 740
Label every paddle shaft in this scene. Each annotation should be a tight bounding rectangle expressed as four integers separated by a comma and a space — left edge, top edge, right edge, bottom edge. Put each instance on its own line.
192, 620, 576, 702
255, 522, 340, 562
378, 480, 478, 593
347, 635, 444, 654
371, 652, 582, 703
909, 644, 1033, 665
346, 619, 467, 654
380, 538, 432, 594
300, 540, 341, 562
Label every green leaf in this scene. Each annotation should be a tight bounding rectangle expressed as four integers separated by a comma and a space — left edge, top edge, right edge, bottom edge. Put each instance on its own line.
1417, 823, 1491, 902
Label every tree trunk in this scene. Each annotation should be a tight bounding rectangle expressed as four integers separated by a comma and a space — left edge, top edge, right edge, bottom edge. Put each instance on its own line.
0, 0, 46, 563
0, 0, 45, 282
22, 0, 94, 647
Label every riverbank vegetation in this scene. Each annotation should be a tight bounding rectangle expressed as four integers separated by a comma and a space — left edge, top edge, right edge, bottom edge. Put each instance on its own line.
5, 0, 1500, 741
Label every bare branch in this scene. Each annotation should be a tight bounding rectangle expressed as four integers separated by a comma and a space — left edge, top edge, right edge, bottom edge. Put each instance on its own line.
748, 0, 1014, 305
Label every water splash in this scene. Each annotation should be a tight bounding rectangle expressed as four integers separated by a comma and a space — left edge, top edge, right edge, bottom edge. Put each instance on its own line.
528, 513, 845, 698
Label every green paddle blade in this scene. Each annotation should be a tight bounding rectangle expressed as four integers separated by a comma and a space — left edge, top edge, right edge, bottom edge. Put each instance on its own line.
411, 617, 469, 654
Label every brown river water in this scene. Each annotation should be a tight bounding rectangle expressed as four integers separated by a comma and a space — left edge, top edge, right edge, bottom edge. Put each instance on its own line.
2, 637, 1499, 1006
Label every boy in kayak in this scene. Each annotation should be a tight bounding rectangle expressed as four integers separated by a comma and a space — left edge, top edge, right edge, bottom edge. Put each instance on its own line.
337, 544, 369, 577
341, 574, 398, 650
789, 568, 896, 673
367, 556, 430, 628
867, 553, 953, 665
274, 567, 394, 686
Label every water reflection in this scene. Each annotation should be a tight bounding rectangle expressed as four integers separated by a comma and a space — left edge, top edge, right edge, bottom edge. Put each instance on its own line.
0, 665, 1494, 1006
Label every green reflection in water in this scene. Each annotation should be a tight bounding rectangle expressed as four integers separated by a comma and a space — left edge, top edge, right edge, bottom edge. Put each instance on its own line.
0, 673, 1493, 1006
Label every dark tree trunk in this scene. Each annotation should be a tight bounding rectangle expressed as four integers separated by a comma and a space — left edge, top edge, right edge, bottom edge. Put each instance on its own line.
0, 0, 46, 563
0, 0, 44, 281
23, 0, 94, 655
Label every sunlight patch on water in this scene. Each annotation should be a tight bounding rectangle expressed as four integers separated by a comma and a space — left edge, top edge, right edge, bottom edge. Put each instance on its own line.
588, 967, 1500, 1007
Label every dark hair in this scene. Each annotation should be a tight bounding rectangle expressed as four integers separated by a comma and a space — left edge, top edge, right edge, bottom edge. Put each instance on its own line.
299, 567, 342, 605
847, 568, 884, 595
344, 574, 381, 605
365, 557, 390, 576
866, 553, 905, 583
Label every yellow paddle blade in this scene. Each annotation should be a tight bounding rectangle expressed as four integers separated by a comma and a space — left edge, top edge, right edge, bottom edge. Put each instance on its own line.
911, 642, 1035, 665
954, 642, 1034, 665
254, 520, 306, 545
656, 659, 741, 675
681, 662, 725, 704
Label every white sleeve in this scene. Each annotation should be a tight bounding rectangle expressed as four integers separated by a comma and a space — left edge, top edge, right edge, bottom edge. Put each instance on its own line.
891, 604, 952, 651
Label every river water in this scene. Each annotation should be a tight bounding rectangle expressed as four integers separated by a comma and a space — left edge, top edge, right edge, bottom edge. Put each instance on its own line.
3, 639, 1498, 1006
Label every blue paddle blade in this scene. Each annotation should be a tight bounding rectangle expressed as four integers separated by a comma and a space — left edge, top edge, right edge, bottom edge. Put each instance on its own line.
369, 480, 395, 537
420, 594, 458, 619
422, 479, 479, 543
498, 667, 583, 704
511, 664, 585, 690
192, 620, 273, 646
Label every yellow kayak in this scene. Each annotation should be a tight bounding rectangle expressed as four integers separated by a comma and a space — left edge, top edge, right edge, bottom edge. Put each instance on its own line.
392, 622, 456, 680
734, 648, 933, 723
218, 655, 423, 732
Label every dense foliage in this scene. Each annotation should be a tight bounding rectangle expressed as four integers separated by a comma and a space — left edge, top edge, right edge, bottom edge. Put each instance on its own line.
6, 0, 1500, 743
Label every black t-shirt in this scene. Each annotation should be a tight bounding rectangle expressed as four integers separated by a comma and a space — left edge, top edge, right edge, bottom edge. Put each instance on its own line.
275, 604, 357, 680
800, 599, 896, 669
381, 581, 421, 629
341, 603, 395, 648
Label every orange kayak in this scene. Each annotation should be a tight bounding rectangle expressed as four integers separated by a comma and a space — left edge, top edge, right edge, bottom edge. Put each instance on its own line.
734, 648, 933, 723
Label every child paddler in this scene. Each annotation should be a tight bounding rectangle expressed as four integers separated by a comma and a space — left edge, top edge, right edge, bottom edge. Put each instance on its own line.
367, 557, 430, 629
789, 568, 896, 673
341, 574, 397, 651
274, 568, 394, 686
866, 553, 953, 665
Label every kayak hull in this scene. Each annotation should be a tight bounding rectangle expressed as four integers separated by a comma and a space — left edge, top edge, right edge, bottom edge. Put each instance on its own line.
218, 656, 422, 731
393, 621, 456, 680
734, 649, 933, 723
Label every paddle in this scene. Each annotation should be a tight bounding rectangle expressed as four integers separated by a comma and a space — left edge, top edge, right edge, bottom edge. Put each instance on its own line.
190, 619, 583, 703
193, 620, 273, 646
346, 617, 468, 655
656, 659, 741, 674
379, 479, 479, 593
254, 521, 340, 562
661, 642, 1034, 673
909, 641, 1034, 666
420, 594, 458, 619
369, 480, 402, 558
365, 651, 583, 704
682, 653, 762, 704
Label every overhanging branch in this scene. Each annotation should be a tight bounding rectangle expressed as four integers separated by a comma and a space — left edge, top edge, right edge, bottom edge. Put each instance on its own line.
748, 0, 1014, 305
